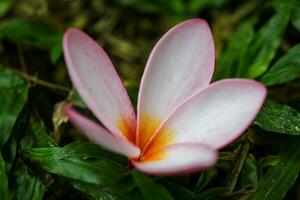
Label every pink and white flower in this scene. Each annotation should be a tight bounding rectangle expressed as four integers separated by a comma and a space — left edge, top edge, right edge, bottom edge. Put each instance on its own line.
62, 19, 267, 176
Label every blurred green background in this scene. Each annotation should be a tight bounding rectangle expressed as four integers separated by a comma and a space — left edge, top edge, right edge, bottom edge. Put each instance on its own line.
1, 0, 300, 199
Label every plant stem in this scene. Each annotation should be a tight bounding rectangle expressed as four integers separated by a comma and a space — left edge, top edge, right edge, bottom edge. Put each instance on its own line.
15, 70, 71, 92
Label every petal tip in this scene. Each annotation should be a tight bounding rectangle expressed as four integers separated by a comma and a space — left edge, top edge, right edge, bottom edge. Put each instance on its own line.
173, 18, 212, 38
64, 28, 83, 38
220, 78, 267, 100
63, 28, 87, 49
179, 18, 209, 26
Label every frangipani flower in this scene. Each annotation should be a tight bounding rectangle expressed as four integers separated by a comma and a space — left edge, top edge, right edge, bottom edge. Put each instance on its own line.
62, 19, 266, 176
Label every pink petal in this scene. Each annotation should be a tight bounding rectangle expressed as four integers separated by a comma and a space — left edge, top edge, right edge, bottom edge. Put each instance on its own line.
146, 79, 266, 150
63, 28, 136, 143
137, 19, 215, 148
63, 105, 140, 158
132, 143, 217, 176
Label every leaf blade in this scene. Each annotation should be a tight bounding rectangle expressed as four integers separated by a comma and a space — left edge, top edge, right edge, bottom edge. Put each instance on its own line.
261, 44, 300, 86
24, 142, 128, 186
0, 66, 28, 148
0, 152, 9, 200
131, 170, 174, 200
248, 138, 300, 200
254, 101, 300, 135
237, 8, 290, 78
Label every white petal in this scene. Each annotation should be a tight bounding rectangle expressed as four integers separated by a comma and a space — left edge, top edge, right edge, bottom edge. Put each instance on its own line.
146, 79, 266, 150
137, 19, 215, 148
63, 105, 140, 158
132, 143, 217, 176
63, 28, 136, 142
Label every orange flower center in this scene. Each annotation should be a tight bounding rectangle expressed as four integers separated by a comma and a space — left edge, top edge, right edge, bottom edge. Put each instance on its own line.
119, 112, 174, 162
118, 113, 174, 162
118, 117, 136, 144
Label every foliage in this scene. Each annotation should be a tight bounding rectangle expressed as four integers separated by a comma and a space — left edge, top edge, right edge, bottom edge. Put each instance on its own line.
248, 138, 300, 200
261, 44, 300, 86
0, 66, 28, 149
255, 100, 300, 135
0, 0, 300, 199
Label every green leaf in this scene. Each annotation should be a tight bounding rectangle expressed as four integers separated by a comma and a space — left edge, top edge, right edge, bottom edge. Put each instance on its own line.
164, 183, 200, 200
227, 142, 250, 192
50, 39, 63, 63
0, 18, 61, 47
9, 111, 54, 199
131, 170, 173, 200
0, 66, 28, 148
10, 160, 47, 200
237, 8, 290, 78
239, 154, 258, 188
291, 2, 300, 32
214, 18, 255, 80
71, 180, 129, 200
261, 44, 300, 86
195, 169, 217, 192
1, 104, 27, 172
0, 152, 9, 200
198, 187, 228, 200
24, 142, 128, 186
248, 138, 300, 200
20, 112, 55, 149
0, 18, 63, 61
259, 155, 280, 168
254, 101, 300, 135
0, 0, 12, 18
